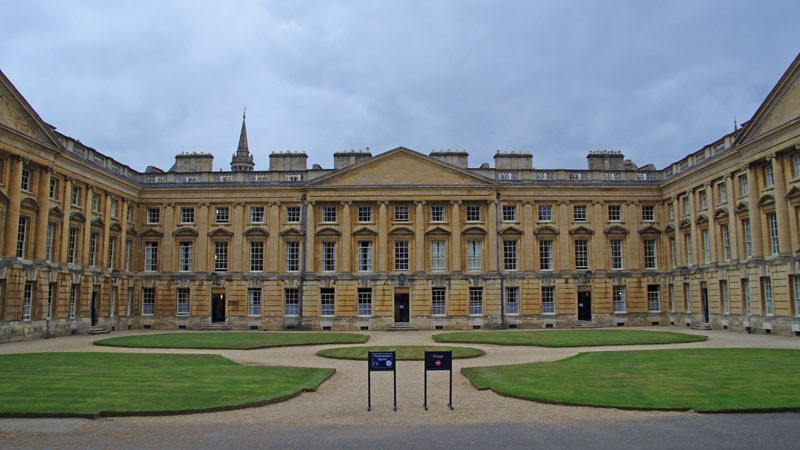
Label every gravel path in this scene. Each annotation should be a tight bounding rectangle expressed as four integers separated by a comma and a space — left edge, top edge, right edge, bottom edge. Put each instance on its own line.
1, 326, 798, 432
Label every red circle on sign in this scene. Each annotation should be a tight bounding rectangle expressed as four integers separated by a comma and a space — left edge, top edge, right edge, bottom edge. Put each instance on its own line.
435, 360, 441, 367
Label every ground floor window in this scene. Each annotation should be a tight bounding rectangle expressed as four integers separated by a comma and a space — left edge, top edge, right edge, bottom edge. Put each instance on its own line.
248, 289, 262, 316
70, 284, 79, 319
22, 282, 33, 321
504, 286, 519, 315
177, 288, 190, 316
469, 287, 483, 316
647, 285, 661, 312
285, 288, 300, 316
542, 286, 555, 314
320, 288, 335, 317
792, 275, 800, 316
142, 288, 155, 316
742, 279, 751, 315
431, 287, 446, 316
613, 286, 626, 313
357, 288, 372, 317
719, 281, 729, 314
761, 277, 773, 315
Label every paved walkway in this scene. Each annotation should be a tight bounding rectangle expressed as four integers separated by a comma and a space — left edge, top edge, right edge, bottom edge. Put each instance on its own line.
0, 327, 798, 448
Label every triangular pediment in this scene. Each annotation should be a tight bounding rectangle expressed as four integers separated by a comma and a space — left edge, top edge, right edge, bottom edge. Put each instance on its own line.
0, 70, 62, 150
307, 147, 497, 187
737, 53, 800, 145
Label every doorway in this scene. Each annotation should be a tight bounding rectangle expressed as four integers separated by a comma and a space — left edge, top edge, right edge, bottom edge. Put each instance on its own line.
212, 293, 226, 323
394, 293, 409, 323
701, 288, 710, 323
577, 291, 592, 321
91, 291, 98, 326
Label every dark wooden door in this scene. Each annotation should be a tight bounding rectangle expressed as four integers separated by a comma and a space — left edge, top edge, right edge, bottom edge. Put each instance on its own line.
212, 294, 226, 322
701, 288, 710, 323
91, 291, 98, 326
577, 291, 592, 321
394, 294, 409, 323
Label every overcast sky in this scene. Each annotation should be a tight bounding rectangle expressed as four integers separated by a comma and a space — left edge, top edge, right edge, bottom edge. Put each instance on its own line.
2, 1, 799, 173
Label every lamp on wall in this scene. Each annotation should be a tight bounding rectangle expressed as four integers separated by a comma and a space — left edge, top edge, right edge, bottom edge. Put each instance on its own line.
398, 273, 407, 286
210, 272, 220, 286
111, 269, 120, 286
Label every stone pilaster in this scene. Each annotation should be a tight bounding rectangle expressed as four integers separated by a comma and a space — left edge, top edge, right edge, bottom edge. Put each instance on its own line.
33, 166, 51, 261
3, 156, 23, 256
450, 200, 462, 272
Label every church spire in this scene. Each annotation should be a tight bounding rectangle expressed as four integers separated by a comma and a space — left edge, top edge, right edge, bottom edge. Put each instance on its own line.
231, 108, 255, 171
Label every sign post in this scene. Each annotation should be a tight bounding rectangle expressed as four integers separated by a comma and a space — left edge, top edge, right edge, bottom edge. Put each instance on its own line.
424, 350, 453, 410
368, 351, 396, 411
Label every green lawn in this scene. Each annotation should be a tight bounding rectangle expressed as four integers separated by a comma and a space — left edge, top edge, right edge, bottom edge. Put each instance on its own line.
94, 332, 369, 349
434, 329, 706, 347
464, 348, 800, 412
0, 353, 334, 417
317, 345, 485, 360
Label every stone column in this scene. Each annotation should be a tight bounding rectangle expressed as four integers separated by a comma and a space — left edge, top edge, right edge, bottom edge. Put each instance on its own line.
341, 201, 352, 273
705, 183, 718, 263
521, 202, 535, 271
377, 201, 388, 273
672, 197, 685, 266
305, 201, 316, 273
3, 156, 23, 256
162, 202, 175, 271
117, 198, 127, 270
688, 189, 699, 266
771, 153, 791, 254
414, 201, 425, 272
196, 202, 210, 272
556, 201, 569, 270
81, 185, 94, 266
725, 175, 739, 260
746, 164, 764, 258
592, 200, 605, 270
231, 202, 244, 272
450, 200, 462, 272
100, 192, 112, 269
59, 177, 73, 264
487, 200, 498, 272
33, 166, 52, 261
624, 200, 640, 268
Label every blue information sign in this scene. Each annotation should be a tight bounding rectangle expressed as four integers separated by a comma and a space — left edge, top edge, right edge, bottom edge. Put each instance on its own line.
370, 351, 396, 371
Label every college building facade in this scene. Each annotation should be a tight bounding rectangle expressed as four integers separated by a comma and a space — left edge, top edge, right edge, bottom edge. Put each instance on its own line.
2, 54, 800, 342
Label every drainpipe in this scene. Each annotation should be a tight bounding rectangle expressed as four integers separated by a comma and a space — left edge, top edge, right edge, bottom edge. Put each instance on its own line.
298, 193, 307, 328
496, 192, 504, 327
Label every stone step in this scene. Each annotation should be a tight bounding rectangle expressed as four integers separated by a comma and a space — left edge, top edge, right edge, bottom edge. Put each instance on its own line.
691, 323, 712, 330
387, 323, 418, 332
571, 321, 602, 329
202, 323, 232, 331
88, 326, 110, 335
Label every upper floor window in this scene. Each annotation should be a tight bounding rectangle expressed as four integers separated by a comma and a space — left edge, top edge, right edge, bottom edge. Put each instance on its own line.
681, 195, 690, 216
641, 205, 655, 222
573, 205, 587, 222
20, 167, 31, 191
793, 154, 800, 179
358, 241, 373, 272
49, 178, 59, 199
286, 206, 301, 223
215, 207, 229, 224
502, 205, 517, 222
644, 239, 657, 269
321, 206, 337, 223
538, 205, 552, 222
668, 203, 675, 220
144, 242, 159, 272
358, 206, 373, 223
71, 186, 82, 207
430, 206, 445, 223
574, 239, 589, 269
394, 205, 409, 222
146, 208, 160, 225
250, 206, 265, 224
739, 174, 749, 196
698, 189, 707, 210
763, 164, 775, 188
92, 193, 101, 212
716, 181, 727, 203
466, 205, 481, 222
214, 241, 228, 272
608, 205, 621, 222
110, 199, 118, 218
180, 207, 195, 224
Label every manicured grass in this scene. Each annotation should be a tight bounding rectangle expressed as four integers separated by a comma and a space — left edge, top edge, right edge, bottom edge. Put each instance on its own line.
94, 332, 369, 349
0, 353, 334, 417
464, 348, 800, 412
317, 345, 485, 360
434, 329, 706, 347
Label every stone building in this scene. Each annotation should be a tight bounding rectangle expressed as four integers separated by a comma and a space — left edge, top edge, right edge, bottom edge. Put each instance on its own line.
1, 53, 800, 342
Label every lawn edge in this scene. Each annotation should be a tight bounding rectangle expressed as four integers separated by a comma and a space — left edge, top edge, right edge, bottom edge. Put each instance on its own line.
0, 368, 336, 420
433, 334, 707, 348
316, 346, 486, 361
93, 336, 370, 350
